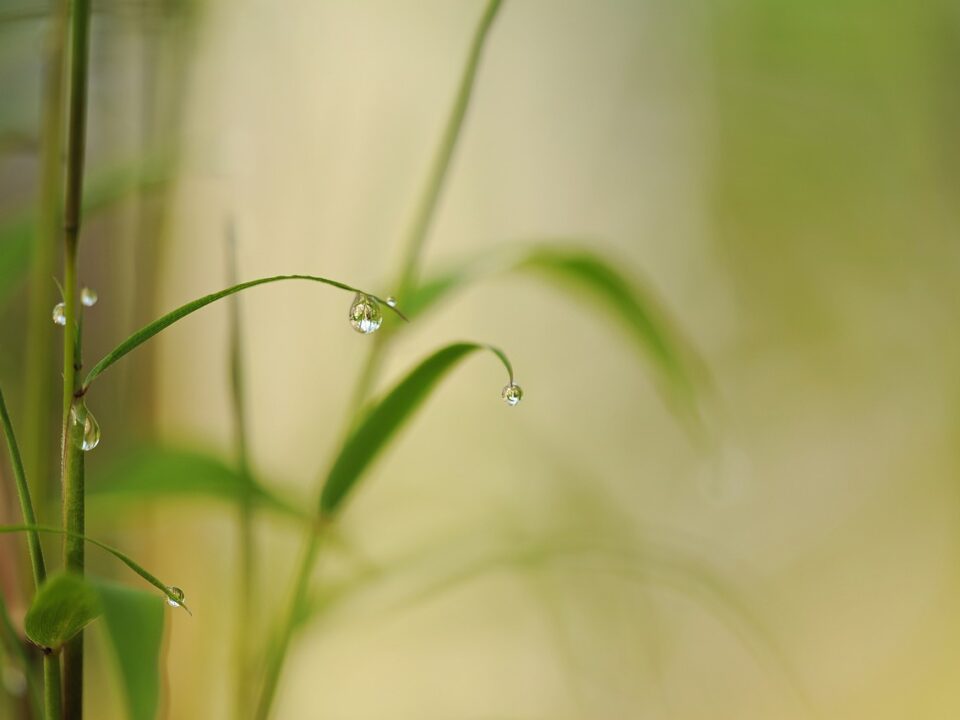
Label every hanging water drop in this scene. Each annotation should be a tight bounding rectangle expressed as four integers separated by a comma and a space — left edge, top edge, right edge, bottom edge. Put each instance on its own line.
501, 383, 523, 407
80, 287, 98, 307
69, 403, 100, 451
385, 296, 398, 308
165, 586, 185, 608
349, 293, 382, 334
52, 302, 66, 326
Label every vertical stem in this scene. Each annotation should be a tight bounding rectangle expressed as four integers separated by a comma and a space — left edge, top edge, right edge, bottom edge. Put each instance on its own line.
227, 228, 256, 719
349, 0, 504, 409
252, 534, 319, 720
60, 0, 92, 717
253, 4, 505, 718
23, 0, 69, 525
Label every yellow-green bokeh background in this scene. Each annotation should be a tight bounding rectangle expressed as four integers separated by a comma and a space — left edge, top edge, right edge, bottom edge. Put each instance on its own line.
2, 0, 960, 718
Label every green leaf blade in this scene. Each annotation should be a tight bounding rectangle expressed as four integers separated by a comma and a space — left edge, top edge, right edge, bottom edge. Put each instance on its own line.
25, 572, 102, 651
83, 274, 406, 389
320, 342, 513, 515
93, 579, 165, 720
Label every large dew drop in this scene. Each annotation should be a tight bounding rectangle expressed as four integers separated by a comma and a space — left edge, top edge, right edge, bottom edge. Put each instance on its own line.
52, 302, 66, 326
69, 403, 100, 451
349, 293, 382, 334
165, 586, 185, 608
501, 383, 523, 407
80, 287, 98, 307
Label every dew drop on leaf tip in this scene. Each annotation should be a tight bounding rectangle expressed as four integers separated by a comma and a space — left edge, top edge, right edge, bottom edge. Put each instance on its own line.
501, 383, 523, 407
349, 293, 383, 334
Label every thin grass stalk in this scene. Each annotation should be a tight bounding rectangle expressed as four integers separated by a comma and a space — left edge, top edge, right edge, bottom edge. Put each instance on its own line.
349, 0, 504, 409
23, 0, 68, 526
227, 228, 256, 719
252, 4, 505, 718
60, 0, 92, 716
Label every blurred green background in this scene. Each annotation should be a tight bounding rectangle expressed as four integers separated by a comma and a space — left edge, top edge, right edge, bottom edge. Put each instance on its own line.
2, 0, 960, 718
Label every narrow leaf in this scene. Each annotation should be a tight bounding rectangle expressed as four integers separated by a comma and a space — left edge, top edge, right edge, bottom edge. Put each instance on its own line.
83, 274, 407, 389
405, 243, 705, 428
0, 525, 187, 610
93, 579, 165, 720
320, 342, 514, 515
25, 573, 101, 651
89, 445, 307, 520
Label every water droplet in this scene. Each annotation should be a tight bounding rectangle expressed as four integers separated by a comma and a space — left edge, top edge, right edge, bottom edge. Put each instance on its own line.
385, 296, 397, 308
52, 302, 66, 326
501, 383, 523, 407
348, 293, 382, 334
69, 403, 100, 451
80, 287, 98, 307
165, 586, 185, 608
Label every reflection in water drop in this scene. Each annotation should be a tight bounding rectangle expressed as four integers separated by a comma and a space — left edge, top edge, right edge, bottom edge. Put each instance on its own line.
385, 296, 397, 308
52, 302, 66, 326
165, 586, 185, 608
80, 287, 98, 307
501, 383, 523, 407
349, 293, 382, 334
70, 403, 100, 451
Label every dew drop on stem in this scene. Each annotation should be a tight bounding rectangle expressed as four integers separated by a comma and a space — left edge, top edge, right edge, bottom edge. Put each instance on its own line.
52, 302, 66, 326
70, 403, 100, 451
165, 586, 185, 608
349, 293, 382, 334
80, 287, 98, 307
385, 296, 397, 308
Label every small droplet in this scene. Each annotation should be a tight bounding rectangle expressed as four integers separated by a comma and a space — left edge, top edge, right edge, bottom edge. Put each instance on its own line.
349, 293, 382, 334
501, 383, 523, 407
80, 287, 98, 307
165, 586, 185, 608
385, 296, 397, 308
52, 302, 66, 326
69, 403, 100, 451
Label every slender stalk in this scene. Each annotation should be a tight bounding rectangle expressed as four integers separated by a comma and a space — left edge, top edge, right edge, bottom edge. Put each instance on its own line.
0, 389, 59, 720
350, 0, 504, 408
23, 0, 68, 525
252, 535, 319, 720
60, 0, 92, 716
253, 4, 505, 717
227, 228, 256, 719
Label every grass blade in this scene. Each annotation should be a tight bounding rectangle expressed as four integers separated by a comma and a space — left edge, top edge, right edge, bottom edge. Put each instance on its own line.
407, 243, 705, 429
89, 445, 308, 520
82, 274, 407, 390
92, 579, 165, 720
320, 342, 514, 515
25, 572, 101, 652
0, 525, 188, 611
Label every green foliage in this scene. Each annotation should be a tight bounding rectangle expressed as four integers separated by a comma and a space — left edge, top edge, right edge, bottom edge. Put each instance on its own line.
90, 445, 306, 520
406, 243, 705, 428
82, 274, 406, 389
25, 573, 101, 652
93, 580, 165, 720
320, 342, 514, 515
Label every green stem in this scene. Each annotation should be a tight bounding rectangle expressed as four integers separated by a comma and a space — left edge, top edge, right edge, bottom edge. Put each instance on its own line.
350, 0, 504, 409
227, 229, 256, 719
252, 534, 319, 720
43, 657, 62, 720
60, 0, 92, 716
253, 3, 505, 717
23, 0, 68, 526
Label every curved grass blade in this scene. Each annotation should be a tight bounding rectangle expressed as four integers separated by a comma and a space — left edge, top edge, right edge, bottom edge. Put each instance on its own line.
25, 572, 101, 652
406, 243, 705, 429
320, 342, 514, 515
83, 274, 407, 390
92, 579, 165, 720
89, 445, 308, 521
0, 385, 46, 587
0, 525, 188, 611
